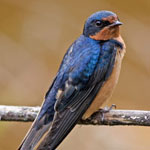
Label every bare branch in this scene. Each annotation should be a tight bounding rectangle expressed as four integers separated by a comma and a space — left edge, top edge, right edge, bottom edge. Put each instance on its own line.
0, 105, 150, 126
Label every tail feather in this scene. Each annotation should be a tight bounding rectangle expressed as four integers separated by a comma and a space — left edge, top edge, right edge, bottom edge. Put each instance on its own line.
18, 114, 52, 150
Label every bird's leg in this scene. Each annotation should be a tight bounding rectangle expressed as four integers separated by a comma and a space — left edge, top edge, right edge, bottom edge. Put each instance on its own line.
102, 104, 116, 112
99, 104, 116, 121
88, 104, 116, 124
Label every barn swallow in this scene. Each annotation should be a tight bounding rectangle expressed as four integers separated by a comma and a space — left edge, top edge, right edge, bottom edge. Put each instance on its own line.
18, 10, 126, 150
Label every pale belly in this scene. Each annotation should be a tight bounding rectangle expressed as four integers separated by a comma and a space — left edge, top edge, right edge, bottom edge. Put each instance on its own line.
82, 47, 125, 119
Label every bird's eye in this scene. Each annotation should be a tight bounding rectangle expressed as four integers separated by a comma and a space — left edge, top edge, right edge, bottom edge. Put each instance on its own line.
95, 20, 101, 27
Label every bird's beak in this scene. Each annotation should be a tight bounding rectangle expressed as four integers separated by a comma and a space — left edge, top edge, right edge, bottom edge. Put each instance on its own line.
109, 20, 123, 27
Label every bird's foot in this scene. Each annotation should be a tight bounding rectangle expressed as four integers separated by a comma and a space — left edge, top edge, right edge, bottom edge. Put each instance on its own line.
98, 104, 116, 122
88, 104, 116, 124
101, 104, 116, 113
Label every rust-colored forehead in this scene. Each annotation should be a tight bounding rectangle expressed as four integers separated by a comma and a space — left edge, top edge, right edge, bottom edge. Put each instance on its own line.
102, 15, 118, 23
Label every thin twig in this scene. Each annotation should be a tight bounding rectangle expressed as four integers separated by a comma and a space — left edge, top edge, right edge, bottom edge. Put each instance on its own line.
0, 105, 150, 126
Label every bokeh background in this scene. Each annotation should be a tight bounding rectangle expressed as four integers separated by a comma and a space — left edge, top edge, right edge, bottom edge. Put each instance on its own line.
0, 0, 150, 150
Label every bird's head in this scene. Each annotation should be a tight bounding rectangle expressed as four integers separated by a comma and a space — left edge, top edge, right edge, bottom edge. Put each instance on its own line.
83, 11, 122, 41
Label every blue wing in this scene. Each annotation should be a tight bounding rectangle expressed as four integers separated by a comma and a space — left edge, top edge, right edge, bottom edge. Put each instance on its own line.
18, 35, 100, 150
37, 38, 121, 150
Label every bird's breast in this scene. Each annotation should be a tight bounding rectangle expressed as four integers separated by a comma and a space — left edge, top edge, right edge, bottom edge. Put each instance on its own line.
82, 45, 125, 119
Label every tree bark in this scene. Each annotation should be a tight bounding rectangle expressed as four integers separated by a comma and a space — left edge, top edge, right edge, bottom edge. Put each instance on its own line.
0, 105, 150, 126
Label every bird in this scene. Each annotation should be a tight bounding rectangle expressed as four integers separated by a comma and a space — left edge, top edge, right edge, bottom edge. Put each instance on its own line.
18, 10, 126, 150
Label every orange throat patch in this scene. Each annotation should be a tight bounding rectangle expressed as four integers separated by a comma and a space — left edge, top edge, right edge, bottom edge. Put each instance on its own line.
90, 25, 120, 41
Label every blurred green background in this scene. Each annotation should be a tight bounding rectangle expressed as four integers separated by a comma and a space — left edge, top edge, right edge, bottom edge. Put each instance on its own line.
0, 0, 150, 150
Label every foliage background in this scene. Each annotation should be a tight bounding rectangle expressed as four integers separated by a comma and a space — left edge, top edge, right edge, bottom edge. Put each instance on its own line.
0, 0, 150, 149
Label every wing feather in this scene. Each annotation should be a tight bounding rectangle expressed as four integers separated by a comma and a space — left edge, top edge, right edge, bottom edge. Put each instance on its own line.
37, 83, 102, 150
36, 39, 119, 150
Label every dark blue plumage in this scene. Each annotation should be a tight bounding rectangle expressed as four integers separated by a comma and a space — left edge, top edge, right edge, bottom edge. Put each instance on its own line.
18, 10, 125, 150
38, 35, 100, 119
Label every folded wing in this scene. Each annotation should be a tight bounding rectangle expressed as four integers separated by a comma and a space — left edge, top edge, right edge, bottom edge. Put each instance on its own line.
37, 40, 118, 150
